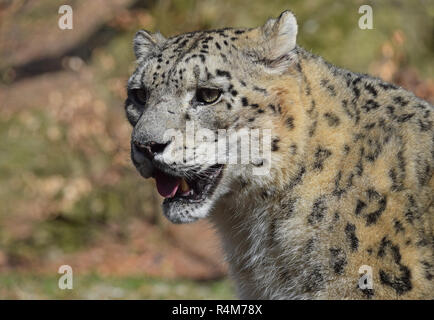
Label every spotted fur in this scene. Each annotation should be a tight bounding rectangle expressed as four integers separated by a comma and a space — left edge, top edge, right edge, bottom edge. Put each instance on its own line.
125, 11, 433, 299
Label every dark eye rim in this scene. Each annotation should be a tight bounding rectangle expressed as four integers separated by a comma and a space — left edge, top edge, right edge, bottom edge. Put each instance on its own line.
196, 87, 222, 105
129, 88, 148, 106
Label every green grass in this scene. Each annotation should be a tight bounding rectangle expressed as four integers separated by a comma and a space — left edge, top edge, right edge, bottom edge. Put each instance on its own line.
0, 274, 235, 299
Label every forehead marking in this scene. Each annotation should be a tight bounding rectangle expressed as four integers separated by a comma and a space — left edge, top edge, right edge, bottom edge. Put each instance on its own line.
146, 28, 244, 88
169, 33, 204, 71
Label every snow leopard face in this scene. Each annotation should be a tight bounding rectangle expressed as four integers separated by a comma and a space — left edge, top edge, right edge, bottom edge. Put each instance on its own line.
125, 11, 299, 223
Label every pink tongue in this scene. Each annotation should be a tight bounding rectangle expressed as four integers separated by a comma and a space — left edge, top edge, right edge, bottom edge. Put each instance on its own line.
154, 170, 181, 198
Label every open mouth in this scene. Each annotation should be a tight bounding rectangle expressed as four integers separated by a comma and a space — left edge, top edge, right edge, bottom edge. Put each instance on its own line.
152, 164, 224, 203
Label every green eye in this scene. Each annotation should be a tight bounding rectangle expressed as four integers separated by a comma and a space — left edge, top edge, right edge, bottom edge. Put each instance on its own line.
196, 88, 222, 105
130, 88, 148, 105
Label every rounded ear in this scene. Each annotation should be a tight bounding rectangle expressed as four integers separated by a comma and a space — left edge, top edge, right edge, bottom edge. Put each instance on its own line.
133, 30, 166, 61
258, 10, 298, 73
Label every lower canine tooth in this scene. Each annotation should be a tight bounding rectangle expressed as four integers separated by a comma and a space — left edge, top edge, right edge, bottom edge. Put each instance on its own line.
180, 179, 190, 192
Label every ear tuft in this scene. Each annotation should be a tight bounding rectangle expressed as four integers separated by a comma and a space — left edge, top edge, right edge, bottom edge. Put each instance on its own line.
259, 10, 298, 72
133, 30, 166, 61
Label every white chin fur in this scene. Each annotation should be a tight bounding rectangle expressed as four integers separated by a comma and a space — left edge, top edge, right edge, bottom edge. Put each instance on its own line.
162, 198, 213, 224
160, 167, 237, 224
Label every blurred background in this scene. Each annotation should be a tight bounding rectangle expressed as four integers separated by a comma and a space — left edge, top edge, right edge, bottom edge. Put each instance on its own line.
0, 0, 432, 299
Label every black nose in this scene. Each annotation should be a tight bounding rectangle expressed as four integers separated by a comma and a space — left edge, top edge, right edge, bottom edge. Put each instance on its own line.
133, 140, 169, 160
